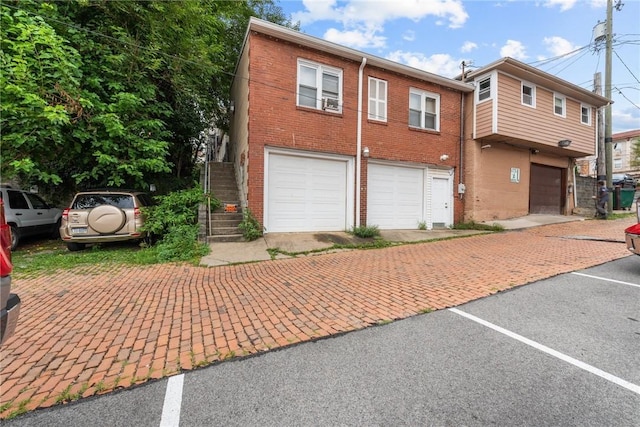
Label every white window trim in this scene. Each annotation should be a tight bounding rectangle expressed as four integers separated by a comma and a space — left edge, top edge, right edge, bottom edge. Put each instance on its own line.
296, 58, 343, 113
521, 81, 536, 108
368, 77, 387, 122
408, 88, 440, 131
553, 93, 566, 118
476, 74, 493, 103
580, 104, 592, 126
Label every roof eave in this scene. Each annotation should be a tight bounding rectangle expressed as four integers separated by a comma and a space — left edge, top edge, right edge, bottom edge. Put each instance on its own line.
466, 57, 611, 107
248, 17, 474, 93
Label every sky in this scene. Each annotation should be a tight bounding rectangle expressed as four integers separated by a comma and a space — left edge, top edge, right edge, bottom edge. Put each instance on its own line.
278, 0, 640, 133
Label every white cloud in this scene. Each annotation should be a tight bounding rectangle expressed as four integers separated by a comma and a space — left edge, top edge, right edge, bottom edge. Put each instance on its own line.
589, 0, 607, 7
292, 0, 469, 29
324, 27, 387, 49
613, 108, 640, 133
543, 0, 578, 12
500, 40, 528, 60
403, 30, 416, 42
543, 36, 579, 57
386, 51, 462, 78
461, 41, 478, 53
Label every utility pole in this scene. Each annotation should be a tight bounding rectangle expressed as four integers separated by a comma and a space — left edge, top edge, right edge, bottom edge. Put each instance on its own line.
595, 72, 605, 179
604, 0, 613, 213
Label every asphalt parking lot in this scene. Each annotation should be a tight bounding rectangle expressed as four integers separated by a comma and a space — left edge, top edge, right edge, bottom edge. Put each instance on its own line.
8, 256, 639, 426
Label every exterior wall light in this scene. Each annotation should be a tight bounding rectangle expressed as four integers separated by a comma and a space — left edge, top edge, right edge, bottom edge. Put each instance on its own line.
558, 139, 572, 147
363, 146, 370, 157
439, 154, 449, 161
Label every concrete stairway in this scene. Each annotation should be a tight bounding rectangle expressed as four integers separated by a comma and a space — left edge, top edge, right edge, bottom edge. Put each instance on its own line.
208, 162, 244, 242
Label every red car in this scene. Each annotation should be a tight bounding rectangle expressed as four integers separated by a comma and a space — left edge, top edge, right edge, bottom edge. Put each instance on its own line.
1, 199, 21, 345
624, 201, 640, 256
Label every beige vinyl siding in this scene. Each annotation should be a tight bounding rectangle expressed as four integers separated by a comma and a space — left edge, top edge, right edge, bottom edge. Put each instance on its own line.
475, 101, 493, 138
495, 74, 595, 155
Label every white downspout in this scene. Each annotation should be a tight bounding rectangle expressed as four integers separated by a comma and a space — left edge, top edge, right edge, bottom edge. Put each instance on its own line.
572, 160, 578, 209
356, 57, 367, 227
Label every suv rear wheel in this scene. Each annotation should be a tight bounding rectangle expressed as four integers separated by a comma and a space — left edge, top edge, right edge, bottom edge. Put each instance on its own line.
66, 242, 86, 252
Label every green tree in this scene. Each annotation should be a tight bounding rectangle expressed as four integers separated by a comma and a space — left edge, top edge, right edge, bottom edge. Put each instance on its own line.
1, 4, 83, 185
630, 137, 640, 168
1, 0, 295, 193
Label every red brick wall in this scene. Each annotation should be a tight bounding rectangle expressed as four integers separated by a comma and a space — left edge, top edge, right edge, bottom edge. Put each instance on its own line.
245, 31, 465, 227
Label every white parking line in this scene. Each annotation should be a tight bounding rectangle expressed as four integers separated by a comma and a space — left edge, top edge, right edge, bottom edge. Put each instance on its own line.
160, 374, 184, 427
449, 308, 640, 396
571, 272, 640, 288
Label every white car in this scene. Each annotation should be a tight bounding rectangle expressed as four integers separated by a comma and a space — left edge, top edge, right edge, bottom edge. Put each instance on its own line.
0, 186, 62, 250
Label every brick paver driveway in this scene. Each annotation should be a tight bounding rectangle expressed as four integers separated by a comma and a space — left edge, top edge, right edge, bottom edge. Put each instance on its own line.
0, 217, 634, 417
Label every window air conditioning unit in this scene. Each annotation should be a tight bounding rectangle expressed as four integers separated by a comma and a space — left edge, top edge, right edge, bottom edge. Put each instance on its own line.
322, 97, 340, 111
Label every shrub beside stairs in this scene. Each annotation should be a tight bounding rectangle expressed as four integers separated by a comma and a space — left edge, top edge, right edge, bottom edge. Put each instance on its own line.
208, 162, 244, 242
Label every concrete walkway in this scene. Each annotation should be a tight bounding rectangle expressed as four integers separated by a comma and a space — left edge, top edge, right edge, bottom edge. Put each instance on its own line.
200, 214, 587, 266
0, 214, 634, 418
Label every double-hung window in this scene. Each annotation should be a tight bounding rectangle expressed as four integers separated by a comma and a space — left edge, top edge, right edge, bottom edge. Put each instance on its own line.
581, 104, 592, 125
297, 59, 342, 112
477, 76, 491, 102
409, 88, 440, 131
521, 82, 535, 107
554, 93, 566, 117
368, 77, 387, 122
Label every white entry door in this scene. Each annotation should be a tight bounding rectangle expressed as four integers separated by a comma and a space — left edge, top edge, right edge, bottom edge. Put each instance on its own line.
431, 176, 451, 228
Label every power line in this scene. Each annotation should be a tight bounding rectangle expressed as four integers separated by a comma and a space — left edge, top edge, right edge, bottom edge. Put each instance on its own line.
613, 50, 640, 84
614, 87, 640, 110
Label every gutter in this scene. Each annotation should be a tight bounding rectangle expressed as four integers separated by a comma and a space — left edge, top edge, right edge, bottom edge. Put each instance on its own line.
356, 57, 367, 227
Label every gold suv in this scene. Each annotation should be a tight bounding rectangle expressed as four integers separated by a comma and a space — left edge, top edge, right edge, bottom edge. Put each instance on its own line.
60, 190, 154, 251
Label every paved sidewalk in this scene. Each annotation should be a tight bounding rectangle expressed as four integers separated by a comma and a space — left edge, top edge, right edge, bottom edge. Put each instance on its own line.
0, 216, 634, 418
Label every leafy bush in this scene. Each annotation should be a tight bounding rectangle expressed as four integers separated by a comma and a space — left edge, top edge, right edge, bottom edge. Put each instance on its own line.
140, 186, 214, 262
142, 186, 215, 236
238, 208, 263, 241
350, 224, 380, 238
153, 224, 209, 262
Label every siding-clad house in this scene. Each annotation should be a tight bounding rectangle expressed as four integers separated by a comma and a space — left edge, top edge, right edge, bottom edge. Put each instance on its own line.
576, 129, 640, 178
462, 58, 610, 221
228, 18, 473, 233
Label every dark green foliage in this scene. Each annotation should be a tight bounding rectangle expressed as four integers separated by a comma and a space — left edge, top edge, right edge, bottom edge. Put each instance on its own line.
238, 208, 263, 241
141, 187, 212, 236
1, 0, 295, 195
153, 224, 209, 262
141, 186, 213, 262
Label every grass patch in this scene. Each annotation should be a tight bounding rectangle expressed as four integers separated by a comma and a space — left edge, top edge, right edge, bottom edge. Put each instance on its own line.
603, 212, 635, 220
5, 399, 31, 419
453, 221, 504, 232
11, 238, 206, 277
349, 224, 380, 238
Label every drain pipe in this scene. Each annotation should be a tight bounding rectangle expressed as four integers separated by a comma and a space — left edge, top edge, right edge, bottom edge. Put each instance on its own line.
356, 57, 367, 227
459, 91, 464, 200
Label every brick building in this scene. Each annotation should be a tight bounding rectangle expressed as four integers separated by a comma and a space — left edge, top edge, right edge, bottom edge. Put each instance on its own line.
224, 19, 610, 234
228, 18, 472, 232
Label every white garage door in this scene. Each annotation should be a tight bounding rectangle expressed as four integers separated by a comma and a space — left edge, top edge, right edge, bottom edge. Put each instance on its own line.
367, 163, 424, 229
267, 153, 348, 232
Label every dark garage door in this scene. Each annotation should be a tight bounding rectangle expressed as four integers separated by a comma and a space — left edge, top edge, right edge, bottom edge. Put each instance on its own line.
530, 164, 564, 214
